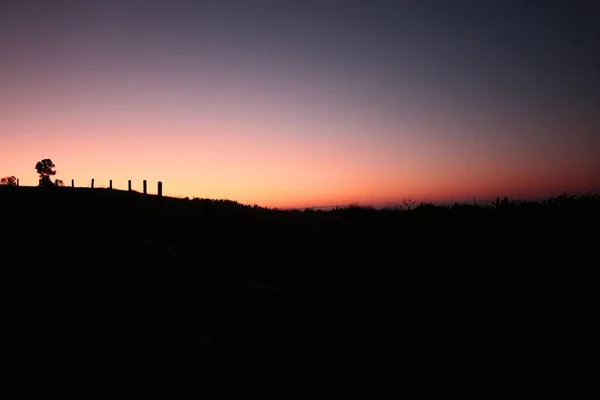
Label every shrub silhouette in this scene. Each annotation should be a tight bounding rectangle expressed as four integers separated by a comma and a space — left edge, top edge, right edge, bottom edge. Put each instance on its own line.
35, 159, 56, 187
0, 176, 17, 186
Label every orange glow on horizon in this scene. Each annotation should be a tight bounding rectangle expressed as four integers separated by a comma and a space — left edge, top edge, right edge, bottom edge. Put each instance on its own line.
2, 66, 599, 209
3, 121, 598, 210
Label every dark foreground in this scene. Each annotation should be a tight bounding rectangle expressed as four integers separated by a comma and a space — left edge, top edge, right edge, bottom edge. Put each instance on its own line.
1, 187, 598, 398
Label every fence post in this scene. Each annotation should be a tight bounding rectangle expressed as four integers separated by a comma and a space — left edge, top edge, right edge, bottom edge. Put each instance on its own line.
91, 178, 94, 189
158, 181, 162, 197
109, 179, 112, 189
71, 179, 74, 188
17, 179, 19, 186
128, 180, 132, 191
143, 180, 147, 195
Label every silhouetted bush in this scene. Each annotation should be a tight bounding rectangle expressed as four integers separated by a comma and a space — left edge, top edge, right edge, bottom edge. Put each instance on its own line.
0, 176, 17, 186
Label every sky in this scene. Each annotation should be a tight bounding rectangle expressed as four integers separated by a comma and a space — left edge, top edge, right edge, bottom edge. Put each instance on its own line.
1, 0, 599, 208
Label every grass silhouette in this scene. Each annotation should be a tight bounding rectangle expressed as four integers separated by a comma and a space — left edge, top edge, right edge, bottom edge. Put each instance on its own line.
1, 186, 597, 398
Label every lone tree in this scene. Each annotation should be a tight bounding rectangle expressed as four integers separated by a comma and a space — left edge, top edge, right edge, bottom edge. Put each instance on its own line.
0, 176, 17, 186
35, 159, 56, 187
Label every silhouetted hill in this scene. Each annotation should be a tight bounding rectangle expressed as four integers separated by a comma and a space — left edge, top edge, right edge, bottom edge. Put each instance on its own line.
1, 186, 598, 398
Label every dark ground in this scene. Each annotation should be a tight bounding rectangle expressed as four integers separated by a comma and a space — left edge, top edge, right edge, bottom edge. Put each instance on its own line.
1, 186, 597, 398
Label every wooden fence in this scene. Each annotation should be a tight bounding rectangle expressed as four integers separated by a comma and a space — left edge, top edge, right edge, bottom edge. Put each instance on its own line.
55, 178, 164, 197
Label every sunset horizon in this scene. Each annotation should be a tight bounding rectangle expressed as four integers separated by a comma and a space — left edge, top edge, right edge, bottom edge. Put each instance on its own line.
2, 3, 598, 398
5, 167, 600, 210
2, 0, 599, 209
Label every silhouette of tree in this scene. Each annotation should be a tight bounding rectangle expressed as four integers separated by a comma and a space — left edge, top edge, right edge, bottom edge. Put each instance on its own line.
55, 179, 64, 187
35, 159, 56, 187
0, 176, 17, 186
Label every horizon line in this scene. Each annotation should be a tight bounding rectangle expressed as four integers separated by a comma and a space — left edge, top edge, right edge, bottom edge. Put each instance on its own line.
5, 184, 599, 210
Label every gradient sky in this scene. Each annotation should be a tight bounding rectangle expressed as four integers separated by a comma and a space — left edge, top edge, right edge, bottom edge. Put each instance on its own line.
1, 0, 599, 208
